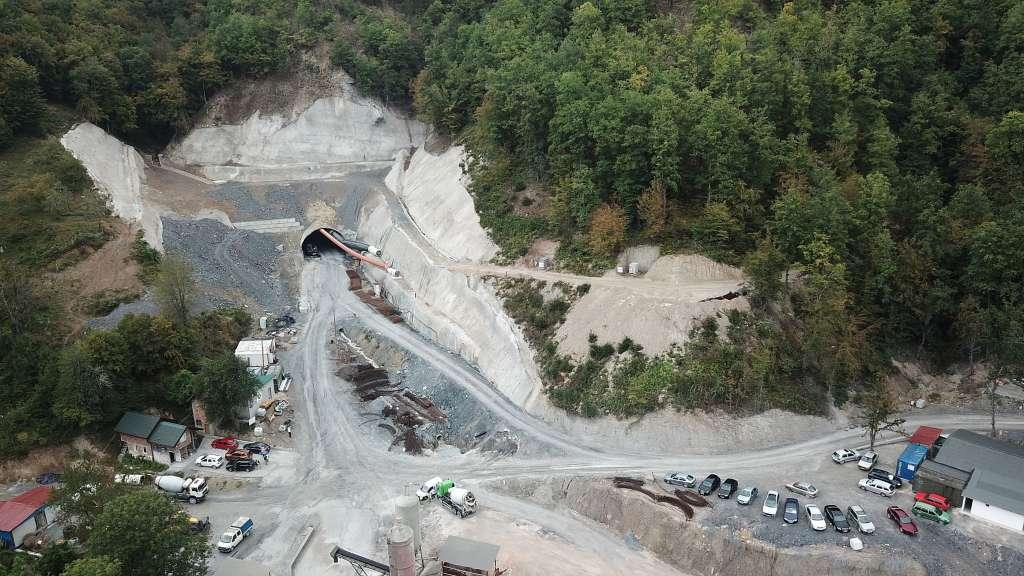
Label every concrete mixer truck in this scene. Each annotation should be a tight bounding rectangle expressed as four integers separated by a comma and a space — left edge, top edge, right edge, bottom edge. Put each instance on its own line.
418, 479, 476, 518
153, 475, 208, 504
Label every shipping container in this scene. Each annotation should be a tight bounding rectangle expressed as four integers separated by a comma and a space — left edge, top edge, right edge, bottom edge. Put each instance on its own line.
897, 443, 929, 481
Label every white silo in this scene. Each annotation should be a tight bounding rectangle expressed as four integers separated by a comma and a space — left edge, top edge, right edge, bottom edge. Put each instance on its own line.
395, 495, 421, 550
387, 523, 416, 576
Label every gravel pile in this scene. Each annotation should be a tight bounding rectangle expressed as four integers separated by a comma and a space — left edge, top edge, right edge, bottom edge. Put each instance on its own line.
340, 316, 541, 457
162, 217, 290, 311
212, 182, 307, 221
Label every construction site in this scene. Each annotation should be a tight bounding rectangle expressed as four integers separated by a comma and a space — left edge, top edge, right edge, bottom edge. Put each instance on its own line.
49, 69, 1024, 576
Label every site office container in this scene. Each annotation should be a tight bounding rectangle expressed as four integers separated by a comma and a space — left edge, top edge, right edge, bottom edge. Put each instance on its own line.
897, 443, 929, 481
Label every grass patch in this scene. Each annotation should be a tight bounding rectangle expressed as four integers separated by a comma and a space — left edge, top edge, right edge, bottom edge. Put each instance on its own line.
117, 454, 168, 474
131, 231, 161, 284
85, 288, 143, 316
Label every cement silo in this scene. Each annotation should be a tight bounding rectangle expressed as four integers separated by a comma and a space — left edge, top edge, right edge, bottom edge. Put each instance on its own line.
395, 495, 421, 550
387, 523, 416, 576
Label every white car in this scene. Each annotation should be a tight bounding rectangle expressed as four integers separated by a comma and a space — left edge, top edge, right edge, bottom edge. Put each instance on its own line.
762, 490, 780, 517
857, 451, 878, 471
831, 448, 861, 464
846, 505, 876, 534
858, 478, 895, 497
805, 504, 827, 531
786, 481, 819, 498
195, 454, 224, 468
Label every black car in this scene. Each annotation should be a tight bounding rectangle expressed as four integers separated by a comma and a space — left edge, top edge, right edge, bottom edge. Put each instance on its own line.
243, 442, 272, 456
227, 459, 259, 472
823, 505, 851, 533
697, 474, 721, 496
783, 497, 800, 524
717, 478, 739, 499
868, 468, 903, 488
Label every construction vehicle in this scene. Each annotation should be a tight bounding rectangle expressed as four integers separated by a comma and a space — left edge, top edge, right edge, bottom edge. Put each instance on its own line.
217, 517, 254, 553
153, 475, 208, 504
416, 477, 477, 517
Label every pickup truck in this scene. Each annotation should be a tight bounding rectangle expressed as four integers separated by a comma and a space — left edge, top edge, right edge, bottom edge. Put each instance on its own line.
217, 517, 254, 553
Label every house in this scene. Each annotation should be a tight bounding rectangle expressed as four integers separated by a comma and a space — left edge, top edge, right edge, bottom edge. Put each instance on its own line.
926, 429, 1024, 531
234, 338, 277, 369
238, 373, 276, 426
115, 412, 195, 465
440, 536, 501, 576
0, 487, 56, 550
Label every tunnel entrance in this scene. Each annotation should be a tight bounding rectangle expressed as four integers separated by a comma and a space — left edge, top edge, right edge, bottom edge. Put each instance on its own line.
301, 228, 389, 270
302, 227, 344, 258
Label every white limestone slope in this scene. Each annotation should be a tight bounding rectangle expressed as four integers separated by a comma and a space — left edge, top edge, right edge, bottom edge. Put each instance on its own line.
60, 123, 163, 250
358, 194, 543, 411
170, 94, 427, 182
385, 147, 497, 262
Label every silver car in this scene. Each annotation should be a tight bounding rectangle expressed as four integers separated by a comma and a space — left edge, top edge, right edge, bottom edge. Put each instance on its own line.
858, 478, 895, 497
663, 472, 696, 487
831, 448, 861, 464
857, 451, 878, 471
847, 505, 876, 534
785, 481, 819, 498
737, 487, 759, 505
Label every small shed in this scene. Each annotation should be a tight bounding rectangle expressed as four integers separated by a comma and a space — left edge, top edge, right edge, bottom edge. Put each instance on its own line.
913, 460, 971, 505
908, 426, 943, 457
0, 487, 56, 550
234, 338, 277, 369
897, 443, 929, 481
440, 536, 500, 576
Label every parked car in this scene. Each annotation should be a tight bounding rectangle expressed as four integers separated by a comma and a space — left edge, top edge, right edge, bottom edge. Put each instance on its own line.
762, 490, 780, 517
195, 454, 224, 468
857, 451, 878, 471
35, 473, 62, 485
663, 473, 696, 487
887, 506, 918, 536
859, 478, 896, 497
698, 474, 721, 496
718, 478, 739, 499
831, 448, 861, 464
785, 481, 818, 498
737, 487, 759, 505
912, 502, 951, 525
824, 505, 851, 532
211, 437, 238, 451
243, 442, 272, 456
914, 491, 951, 511
846, 505, 876, 534
867, 468, 903, 488
226, 459, 259, 472
783, 497, 800, 524
225, 448, 253, 461
805, 504, 827, 531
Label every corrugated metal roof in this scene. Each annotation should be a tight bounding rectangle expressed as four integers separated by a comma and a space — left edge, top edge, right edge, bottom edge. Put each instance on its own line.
908, 426, 943, 447
0, 502, 37, 532
114, 412, 160, 439
10, 487, 51, 510
148, 421, 187, 447
917, 460, 972, 486
934, 429, 1024, 477
964, 469, 1024, 516
440, 536, 499, 571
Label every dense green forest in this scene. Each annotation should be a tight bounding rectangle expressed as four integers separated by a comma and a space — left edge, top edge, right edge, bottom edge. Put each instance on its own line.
3, 0, 1024, 437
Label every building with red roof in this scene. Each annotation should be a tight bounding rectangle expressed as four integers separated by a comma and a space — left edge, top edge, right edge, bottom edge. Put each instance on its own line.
0, 486, 56, 550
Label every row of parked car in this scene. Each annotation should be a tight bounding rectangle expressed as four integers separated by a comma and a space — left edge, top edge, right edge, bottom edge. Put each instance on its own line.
195, 439, 272, 472
664, 468, 951, 536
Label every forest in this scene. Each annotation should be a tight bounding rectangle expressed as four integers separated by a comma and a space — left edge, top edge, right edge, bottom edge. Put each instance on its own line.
2, 0, 1024, 449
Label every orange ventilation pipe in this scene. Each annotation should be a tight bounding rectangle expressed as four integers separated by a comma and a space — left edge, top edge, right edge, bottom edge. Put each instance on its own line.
318, 228, 389, 270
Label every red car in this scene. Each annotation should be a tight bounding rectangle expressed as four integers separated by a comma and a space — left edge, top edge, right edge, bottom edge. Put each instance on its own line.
211, 437, 238, 450
914, 491, 951, 511
887, 506, 918, 536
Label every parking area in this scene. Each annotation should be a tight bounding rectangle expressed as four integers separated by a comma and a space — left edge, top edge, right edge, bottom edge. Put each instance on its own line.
665, 443, 1024, 575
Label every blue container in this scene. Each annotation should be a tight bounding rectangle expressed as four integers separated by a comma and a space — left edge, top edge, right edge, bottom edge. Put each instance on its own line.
896, 443, 929, 480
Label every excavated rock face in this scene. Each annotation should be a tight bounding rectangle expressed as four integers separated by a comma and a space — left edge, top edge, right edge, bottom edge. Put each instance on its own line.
169, 91, 427, 182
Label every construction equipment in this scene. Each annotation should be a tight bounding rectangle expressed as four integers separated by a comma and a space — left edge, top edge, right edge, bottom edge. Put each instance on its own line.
153, 475, 208, 504
330, 546, 390, 576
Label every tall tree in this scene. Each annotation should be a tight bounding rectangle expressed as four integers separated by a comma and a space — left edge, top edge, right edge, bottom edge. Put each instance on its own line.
62, 558, 121, 576
857, 383, 906, 449
193, 353, 261, 427
86, 492, 207, 576
154, 256, 195, 326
